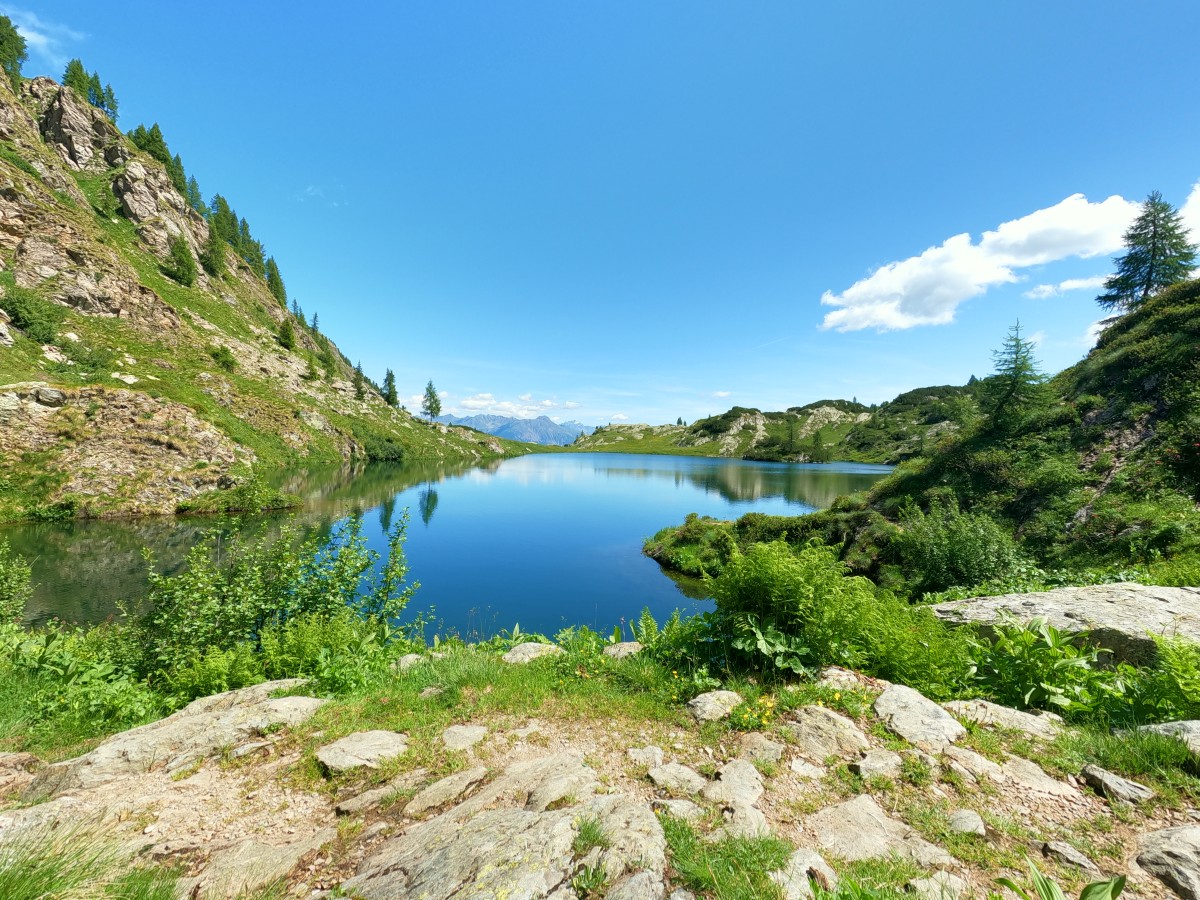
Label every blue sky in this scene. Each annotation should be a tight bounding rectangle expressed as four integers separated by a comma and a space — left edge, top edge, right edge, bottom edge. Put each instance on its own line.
8, 2, 1200, 425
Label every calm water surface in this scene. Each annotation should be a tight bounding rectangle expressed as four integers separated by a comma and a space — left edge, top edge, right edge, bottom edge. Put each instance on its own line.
9, 453, 891, 637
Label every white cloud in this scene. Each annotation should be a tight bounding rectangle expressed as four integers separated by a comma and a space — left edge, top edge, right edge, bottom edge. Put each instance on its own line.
0, 6, 84, 70
1084, 319, 1109, 347
1024, 275, 1108, 299
820, 193, 1139, 332
449, 391, 580, 419
1027, 330, 1047, 347
712, 390, 732, 398
610, 413, 629, 421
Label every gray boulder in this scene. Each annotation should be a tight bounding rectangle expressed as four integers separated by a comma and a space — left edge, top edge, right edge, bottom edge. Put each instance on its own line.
909, 872, 969, 900
1139, 827, 1200, 900
874, 684, 965, 751
502, 642, 564, 664
316, 730, 409, 774
1043, 841, 1101, 876
932, 583, 1200, 665
740, 732, 785, 764
404, 766, 489, 817
701, 759, 764, 807
648, 763, 706, 796
809, 794, 957, 867
627, 746, 665, 769
1081, 764, 1155, 804
784, 706, 869, 761
442, 724, 488, 751
603, 641, 644, 660
943, 699, 1062, 741
770, 849, 838, 899
687, 690, 743, 722
851, 750, 903, 780
948, 809, 986, 836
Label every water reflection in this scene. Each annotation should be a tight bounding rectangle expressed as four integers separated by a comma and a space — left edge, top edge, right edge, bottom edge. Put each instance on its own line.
7, 453, 891, 635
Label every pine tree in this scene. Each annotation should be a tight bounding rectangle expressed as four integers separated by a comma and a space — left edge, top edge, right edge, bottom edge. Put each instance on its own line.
676, 416, 683, 425
0, 16, 26, 93
101, 83, 118, 122
310, 312, 319, 332
1097, 191, 1198, 313
354, 363, 366, 401
265, 257, 287, 307
422, 380, 441, 422
199, 226, 225, 277
185, 176, 205, 214
63, 59, 88, 95
383, 369, 398, 407
982, 321, 1048, 432
208, 195, 239, 244
278, 317, 296, 351
167, 153, 187, 196
165, 234, 197, 287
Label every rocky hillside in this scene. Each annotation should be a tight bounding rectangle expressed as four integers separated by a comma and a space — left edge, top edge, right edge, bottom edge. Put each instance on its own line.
574, 389, 978, 464
0, 76, 527, 522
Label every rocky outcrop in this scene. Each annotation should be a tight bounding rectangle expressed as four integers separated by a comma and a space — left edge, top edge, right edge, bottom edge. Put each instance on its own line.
932, 583, 1200, 664
25, 680, 324, 798
113, 157, 211, 262
26, 77, 129, 173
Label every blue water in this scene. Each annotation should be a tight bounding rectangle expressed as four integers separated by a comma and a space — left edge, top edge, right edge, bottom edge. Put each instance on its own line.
8, 453, 891, 638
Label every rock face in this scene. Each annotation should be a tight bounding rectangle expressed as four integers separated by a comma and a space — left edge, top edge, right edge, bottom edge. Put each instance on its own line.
932, 584, 1200, 665
783, 705, 870, 760
874, 684, 965, 751
1139, 827, 1200, 900
346, 753, 666, 900
26, 680, 324, 797
808, 794, 957, 867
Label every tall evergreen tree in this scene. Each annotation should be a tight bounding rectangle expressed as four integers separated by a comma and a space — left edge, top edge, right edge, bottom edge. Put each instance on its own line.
208, 195, 239, 244
165, 234, 197, 287
185, 176, 205, 214
383, 369, 398, 407
0, 16, 26, 92
101, 83, 118, 122
265, 257, 287, 307
310, 312, 319, 332
354, 363, 366, 401
278, 317, 296, 351
422, 380, 442, 422
199, 226, 225, 277
63, 59, 88, 95
1097, 191, 1198, 313
982, 321, 1048, 432
167, 153, 187, 195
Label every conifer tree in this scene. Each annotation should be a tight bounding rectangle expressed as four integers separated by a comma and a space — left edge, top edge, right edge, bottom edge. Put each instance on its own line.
1097, 191, 1198, 313
101, 83, 118, 122
0, 16, 26, 92
310, 312, 319, 332
185, 176, 205, 214
422, 380, 442, 422
165, 234, 197, 287
383, 369, 398, 407
199, 226, 225, 277
278, 317, 296, 351
208, 195, 239, 244
982, 321, 1048, 432
63, 59, 88, 95
354, 363, 366, 401
265, 257, 287, 307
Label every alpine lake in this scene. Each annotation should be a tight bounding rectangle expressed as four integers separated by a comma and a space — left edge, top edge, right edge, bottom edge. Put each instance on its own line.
8, 453, 892, 639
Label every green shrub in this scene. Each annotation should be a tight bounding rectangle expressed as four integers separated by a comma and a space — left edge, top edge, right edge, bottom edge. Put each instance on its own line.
165, 233, 197, 286
967, 616, 1129, 717
0, 285, 64, 344
893, 499, 1023, 595
208, 343, 238, 372
260, 608, 397, 695
160, 642, 264, 703
0, 539, 31, 625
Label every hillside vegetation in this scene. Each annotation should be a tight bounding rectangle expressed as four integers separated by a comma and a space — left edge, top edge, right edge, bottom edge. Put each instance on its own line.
647, 279, 1200, 596
0, 75, 529, 522
573, 386, 983, 464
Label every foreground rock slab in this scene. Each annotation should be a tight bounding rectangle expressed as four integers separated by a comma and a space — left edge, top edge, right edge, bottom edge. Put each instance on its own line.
1141, 721, 1200, 755
943, 698, 1062, 741
1081, 764, 1155, 804
770, 849, 838, 899
808, 794, 957, 867
874, 684, 965, 751
346, 753, 665, 899
27, 680, 324, 798
784, 705, 870, 760
1139, 827, 1200, 900
931, 583, 1200, 665
316, 730, 409, 773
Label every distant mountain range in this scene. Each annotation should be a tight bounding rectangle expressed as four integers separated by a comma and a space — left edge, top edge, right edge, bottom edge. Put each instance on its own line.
436, 414, 596, 446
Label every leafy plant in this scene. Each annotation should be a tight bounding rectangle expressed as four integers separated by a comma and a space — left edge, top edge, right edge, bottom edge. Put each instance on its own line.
893, 499, 1024, 595
0, 284, 64, 344
0, 539, 31, 625
208, 343, 238, 372
967, 616, 1128, 717
997, 859, 1125, 900
729, 694, 778, 731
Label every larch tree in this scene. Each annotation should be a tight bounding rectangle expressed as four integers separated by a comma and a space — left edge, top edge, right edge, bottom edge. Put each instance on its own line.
0, 16, 26, 92
265, 257, 287, 307
422, 380, 442, 422
982, 321, 1048, 432
383, 369, 398, 407
1096, 191, 1197, 313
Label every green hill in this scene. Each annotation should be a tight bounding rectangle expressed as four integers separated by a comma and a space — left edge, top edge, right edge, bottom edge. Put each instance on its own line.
0, 75, 529, 522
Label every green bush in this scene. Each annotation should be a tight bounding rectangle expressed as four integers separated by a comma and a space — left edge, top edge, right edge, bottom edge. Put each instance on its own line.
164, 233, 197, 286
0, 539, 31, 624
208, 343, 238, 372
0, 285, 64, 344
892, 499, 1023, 595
